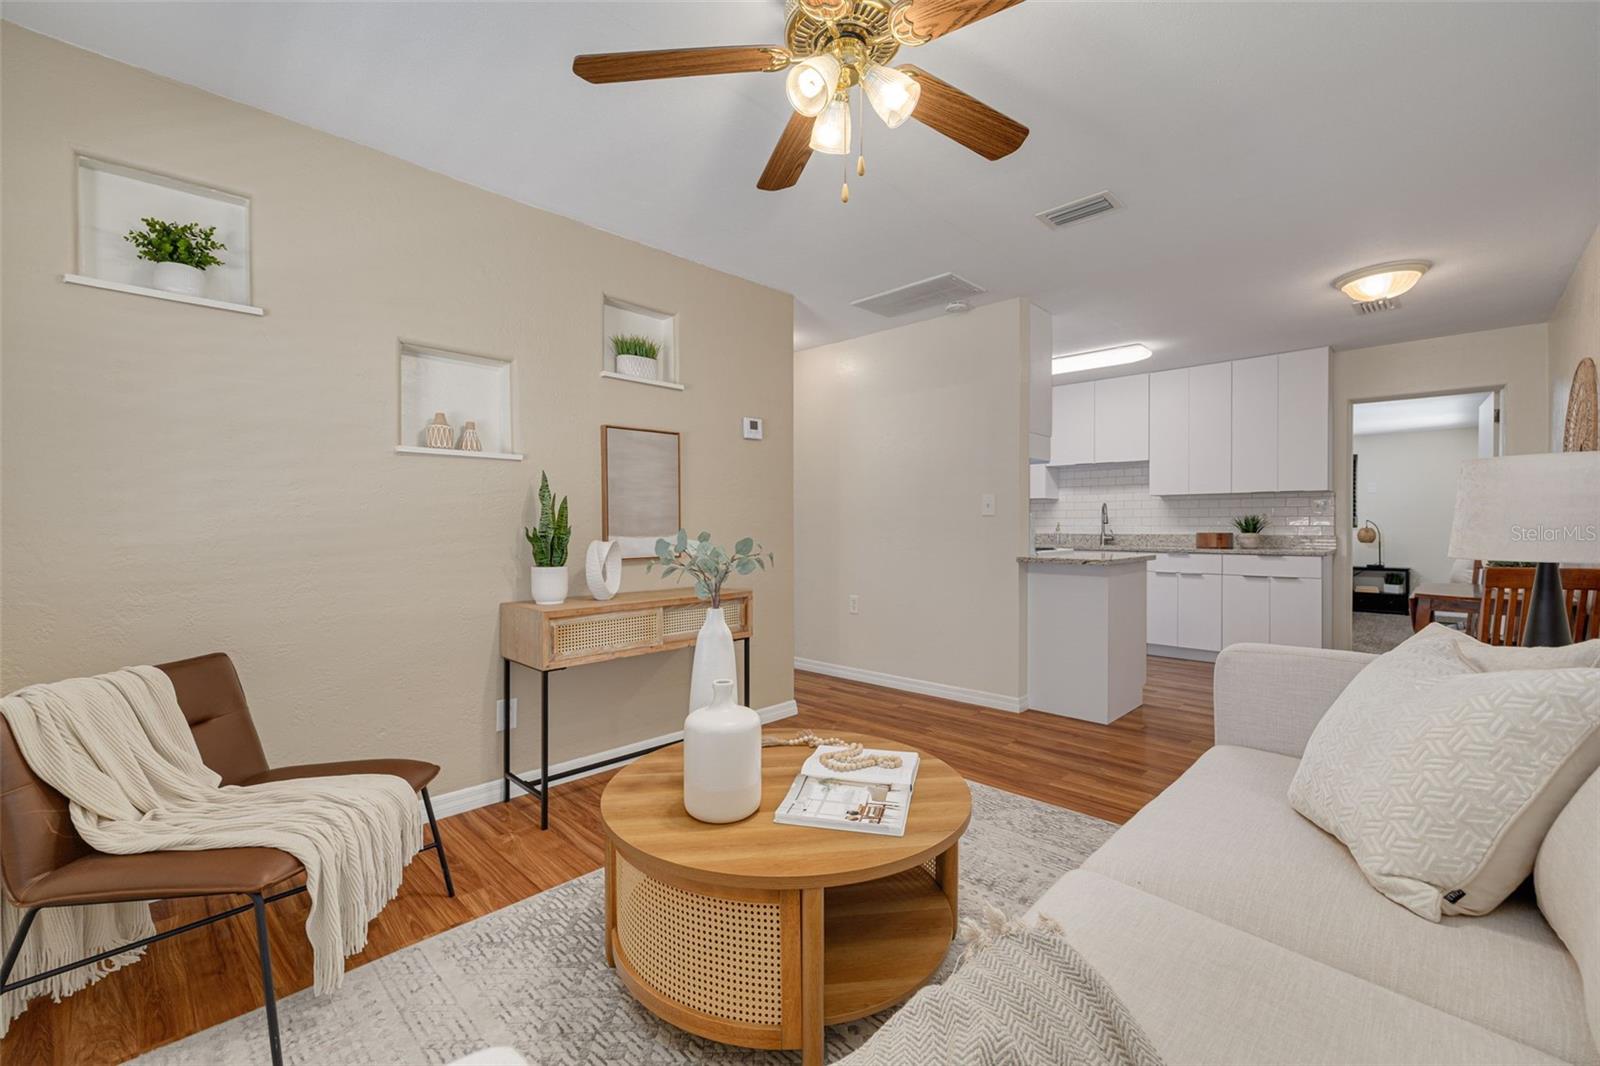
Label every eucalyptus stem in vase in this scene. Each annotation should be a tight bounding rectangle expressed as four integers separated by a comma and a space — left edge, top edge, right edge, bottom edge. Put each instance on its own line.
648, 530, 774, 712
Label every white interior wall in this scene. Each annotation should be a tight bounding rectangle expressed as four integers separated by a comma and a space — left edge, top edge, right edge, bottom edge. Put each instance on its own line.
1352, 426, 1479, 584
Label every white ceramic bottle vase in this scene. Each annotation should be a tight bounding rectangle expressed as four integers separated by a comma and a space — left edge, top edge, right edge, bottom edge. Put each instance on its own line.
689, 605, 737, 714
683, 678, 761, 823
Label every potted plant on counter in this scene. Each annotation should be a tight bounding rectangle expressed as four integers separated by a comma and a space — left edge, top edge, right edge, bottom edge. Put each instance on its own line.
611, 334, 660, 381
124, 217, 226, 296
1232, 514, 1267, 549
525, 472, 571, 605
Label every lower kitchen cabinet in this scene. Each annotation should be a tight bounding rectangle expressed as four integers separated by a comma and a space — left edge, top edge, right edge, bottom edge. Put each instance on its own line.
1152, 552, 1329, 655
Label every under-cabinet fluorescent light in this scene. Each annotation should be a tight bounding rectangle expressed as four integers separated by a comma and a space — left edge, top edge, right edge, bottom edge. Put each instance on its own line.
1053, 343, 1152, 375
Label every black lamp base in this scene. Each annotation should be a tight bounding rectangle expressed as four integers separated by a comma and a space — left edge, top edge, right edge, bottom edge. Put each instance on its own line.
1523, 562, 1573, 648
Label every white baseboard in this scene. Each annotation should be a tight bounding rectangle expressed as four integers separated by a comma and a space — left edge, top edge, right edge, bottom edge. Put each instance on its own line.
793, 658, 1025, 713
1147, 645, 1219, 664
425, 700, 799, 820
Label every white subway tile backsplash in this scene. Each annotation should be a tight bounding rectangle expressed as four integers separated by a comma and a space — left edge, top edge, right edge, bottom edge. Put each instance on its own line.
1031, 462, 1335, 539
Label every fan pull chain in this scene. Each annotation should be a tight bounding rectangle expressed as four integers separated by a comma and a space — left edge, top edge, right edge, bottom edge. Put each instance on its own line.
857, 85, 867, 177
840, 88, 852, 204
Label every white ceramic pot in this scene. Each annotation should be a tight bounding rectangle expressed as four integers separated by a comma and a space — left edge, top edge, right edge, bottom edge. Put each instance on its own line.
152, 262, 206, 296
531, 565, 569, 606
683, 678, 761, 824
584, 539, 622, 601
615, 354, 659, 381
1236, 533, 1264, 549
689, 605, 737, 714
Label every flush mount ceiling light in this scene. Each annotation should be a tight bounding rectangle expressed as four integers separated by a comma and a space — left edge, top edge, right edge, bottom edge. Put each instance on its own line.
1332, 261, 1431, 304
572, 0, 1030, 204
1053, 344, 1152, 375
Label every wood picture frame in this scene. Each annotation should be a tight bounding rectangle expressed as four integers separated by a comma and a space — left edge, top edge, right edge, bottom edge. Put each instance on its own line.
602, 425, 682, 559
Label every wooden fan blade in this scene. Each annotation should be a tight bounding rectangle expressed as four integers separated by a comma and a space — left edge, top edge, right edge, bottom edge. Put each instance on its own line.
757, 111, 814, 191
900, 65, 1028, 160
890, 0, 1024, 44
573, 45, 789, 84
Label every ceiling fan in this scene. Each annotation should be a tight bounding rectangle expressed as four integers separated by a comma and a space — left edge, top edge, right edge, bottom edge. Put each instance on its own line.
573, 0, 1029, 202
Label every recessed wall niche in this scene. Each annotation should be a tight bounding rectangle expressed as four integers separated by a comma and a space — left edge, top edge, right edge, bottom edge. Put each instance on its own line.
601, 295, 682, 390
396, 342, 522, 461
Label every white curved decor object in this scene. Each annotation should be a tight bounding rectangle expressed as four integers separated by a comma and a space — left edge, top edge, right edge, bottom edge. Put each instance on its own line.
585, 539, 622, 601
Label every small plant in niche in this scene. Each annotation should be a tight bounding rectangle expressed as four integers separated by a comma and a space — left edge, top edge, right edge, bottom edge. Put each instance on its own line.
124, 217, 226, 298
524, 472, 572, 605
649, 530, 774, 609
611, 333, 662, 382
1232, 514, 1267, 548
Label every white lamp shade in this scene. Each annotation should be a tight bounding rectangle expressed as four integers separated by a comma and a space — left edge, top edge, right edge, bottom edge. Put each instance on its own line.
1447, 454, 1600, 563
785, 54, 841, 117
809, 96, 852, 155
862, 64, 921, 128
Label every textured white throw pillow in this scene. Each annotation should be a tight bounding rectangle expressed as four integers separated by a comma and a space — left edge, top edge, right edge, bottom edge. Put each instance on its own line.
1289, 625, 1600, 920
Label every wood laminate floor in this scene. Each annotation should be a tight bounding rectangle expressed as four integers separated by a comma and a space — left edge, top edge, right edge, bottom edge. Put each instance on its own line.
0, 657, 1214, 1066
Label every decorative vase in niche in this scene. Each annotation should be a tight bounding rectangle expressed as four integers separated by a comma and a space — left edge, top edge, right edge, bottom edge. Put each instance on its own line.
689, 606, 737, 714
531, 565, 568, 606
683, 678, 760, 824
424, 412, 454, 449
1236, 533, 1263, 549
615, 354, 659, 381
152, 261, 205, 297
584, 539, 622, 601
457, 421, 482, 452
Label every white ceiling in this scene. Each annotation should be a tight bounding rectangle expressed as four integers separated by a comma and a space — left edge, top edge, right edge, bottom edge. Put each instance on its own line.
9, 2, 1597, 374
1353, 392, 1493, 436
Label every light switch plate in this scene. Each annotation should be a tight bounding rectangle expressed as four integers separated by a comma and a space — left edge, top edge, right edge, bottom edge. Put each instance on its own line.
742, 416, 764, 440
980, 493, 996, 516
496, 697, 518, 732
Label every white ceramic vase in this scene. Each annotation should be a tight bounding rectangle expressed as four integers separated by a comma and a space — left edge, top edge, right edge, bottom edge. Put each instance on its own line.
683, 678, 761, 824
152, 261, 206, 296
531, 565, 569, 605
615, 354, 659, 381
584, 539, 622, 600
689, 606, 737, 714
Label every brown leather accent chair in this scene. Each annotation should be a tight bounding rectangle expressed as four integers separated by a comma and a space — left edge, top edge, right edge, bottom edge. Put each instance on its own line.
0, 653, 454, 1066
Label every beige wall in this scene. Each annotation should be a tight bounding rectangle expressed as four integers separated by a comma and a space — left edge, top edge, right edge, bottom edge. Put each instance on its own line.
793, 299, 1031, 708
0, 27, 795, 793
1330, 323, 1549, 647
1550, 223, 1600, 451
1352, 426, 1479, 584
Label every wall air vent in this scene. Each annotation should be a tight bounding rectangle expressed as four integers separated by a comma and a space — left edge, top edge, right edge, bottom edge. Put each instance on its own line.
852, 273, 986, 318
1354, 297, 1399, 315
1036, 191, 1120, 229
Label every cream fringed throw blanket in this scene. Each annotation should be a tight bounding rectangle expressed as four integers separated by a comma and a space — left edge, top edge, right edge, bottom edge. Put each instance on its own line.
0, 667, 421, 1035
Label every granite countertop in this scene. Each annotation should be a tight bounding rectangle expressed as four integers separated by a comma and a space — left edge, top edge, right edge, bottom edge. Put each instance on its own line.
1032, 534, 1336, 558
1019, 551, 1156, 566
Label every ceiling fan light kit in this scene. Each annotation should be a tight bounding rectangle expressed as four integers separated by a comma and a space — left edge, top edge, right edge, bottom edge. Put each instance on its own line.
573, 0, 1030, 200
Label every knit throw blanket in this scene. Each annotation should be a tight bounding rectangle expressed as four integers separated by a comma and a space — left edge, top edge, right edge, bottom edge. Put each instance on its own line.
838, 909, 1165, 1066
0, 667, 421, 1035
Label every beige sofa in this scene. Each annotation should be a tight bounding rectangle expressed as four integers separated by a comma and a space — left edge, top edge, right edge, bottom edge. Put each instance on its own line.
1026, 642, 1599, 1066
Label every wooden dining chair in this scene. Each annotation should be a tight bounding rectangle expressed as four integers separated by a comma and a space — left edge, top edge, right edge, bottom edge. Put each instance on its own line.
1477, 567, 1600, 645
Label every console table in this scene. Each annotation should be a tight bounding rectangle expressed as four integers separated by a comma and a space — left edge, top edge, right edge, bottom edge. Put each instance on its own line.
499, 588, 754, 829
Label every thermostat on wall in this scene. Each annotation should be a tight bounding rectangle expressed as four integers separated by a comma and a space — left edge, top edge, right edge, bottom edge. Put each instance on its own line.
742, 416, 764, 440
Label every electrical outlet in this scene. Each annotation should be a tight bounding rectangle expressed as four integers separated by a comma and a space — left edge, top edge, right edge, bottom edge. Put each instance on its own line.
980, 493, 996, 517
496, 697, 518, 732
848, 594, 859, 615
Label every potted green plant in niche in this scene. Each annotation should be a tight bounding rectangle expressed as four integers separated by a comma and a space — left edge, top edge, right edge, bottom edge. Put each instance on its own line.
124, 218, 226, 297
524, 472, 572, 605
1232, 513, 1268, 549
611, 334, 660, 381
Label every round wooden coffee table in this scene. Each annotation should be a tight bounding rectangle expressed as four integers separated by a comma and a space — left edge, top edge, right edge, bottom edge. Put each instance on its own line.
601, 730, 971, 1066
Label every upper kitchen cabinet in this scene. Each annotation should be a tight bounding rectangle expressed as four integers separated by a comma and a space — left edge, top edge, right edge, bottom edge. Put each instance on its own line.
1093, 374, 1149, 462
1230, 354, 1279, 493
1148, 369, 1189, 495
1050, 382, 1095, 465
1149, 363, 1230, 495
1029, 462, 1055, 500
1276, 347, 1331, 490
1028, 304, 1054, 463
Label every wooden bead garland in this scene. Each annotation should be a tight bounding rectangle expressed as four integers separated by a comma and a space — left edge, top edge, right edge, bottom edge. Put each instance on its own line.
761, 730, 903, 772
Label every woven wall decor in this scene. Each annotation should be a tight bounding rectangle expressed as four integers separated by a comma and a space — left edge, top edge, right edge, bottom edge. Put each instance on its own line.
1563, 357, 1598, 452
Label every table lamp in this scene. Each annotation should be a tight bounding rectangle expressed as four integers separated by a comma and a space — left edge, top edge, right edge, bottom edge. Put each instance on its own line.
1357, 520, 1383, 566
1446, 453, 1600, 646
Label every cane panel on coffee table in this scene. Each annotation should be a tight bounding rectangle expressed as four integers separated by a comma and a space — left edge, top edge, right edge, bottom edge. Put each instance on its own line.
601, 731, 971, 1066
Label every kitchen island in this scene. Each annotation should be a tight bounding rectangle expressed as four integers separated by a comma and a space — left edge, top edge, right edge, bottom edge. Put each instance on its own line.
1020, 550, 1154, 724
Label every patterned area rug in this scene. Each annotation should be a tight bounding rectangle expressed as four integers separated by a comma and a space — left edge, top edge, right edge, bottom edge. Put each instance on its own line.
138, 783, 1116, 1065
1352, 611, 1417, 654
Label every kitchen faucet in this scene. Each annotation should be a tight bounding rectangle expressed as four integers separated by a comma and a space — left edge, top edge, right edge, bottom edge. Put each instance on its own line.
1100, 503, 1115, 546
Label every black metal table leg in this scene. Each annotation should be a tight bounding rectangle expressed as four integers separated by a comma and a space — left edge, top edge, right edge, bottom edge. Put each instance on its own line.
501, 657, 511, 804
540, 667, 550, 830
742, 637, 751, 708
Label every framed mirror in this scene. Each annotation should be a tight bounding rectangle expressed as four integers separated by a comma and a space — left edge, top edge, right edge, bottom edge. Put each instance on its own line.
602, 425, 682, 558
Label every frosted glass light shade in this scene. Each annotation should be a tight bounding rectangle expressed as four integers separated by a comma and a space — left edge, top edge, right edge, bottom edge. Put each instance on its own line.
1332, 260, 1430, 302
862, 64, 921, 128
1447, 454, 1600, 563
786, 54, 841, 117
810, 95, 852, 155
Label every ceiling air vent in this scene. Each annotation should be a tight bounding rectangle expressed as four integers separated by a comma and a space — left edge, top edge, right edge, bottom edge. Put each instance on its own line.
1036, 191, 1120, 230
1354, 297, 1399, 315
852, 273, 986, 318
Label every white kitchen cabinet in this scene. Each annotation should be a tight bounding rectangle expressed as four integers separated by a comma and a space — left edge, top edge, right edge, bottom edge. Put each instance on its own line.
1050, 382, 1095, 466
1231, 355, 1278, 493
1188, 362, 1232, 494
1028, 304, 1054, 463
1222, 574, 1272, 646
1147, 570, 1178, 646
1276, 347, 1330, 491
1094, 374, 1149, 463
1148, 368, 1189, 495
1269, 576, 1325, 647
1029, 463, 1054, 501
1177, 573, 1223, 651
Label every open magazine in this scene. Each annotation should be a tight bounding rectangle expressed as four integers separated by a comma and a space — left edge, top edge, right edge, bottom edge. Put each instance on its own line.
773, 746, 921, 837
